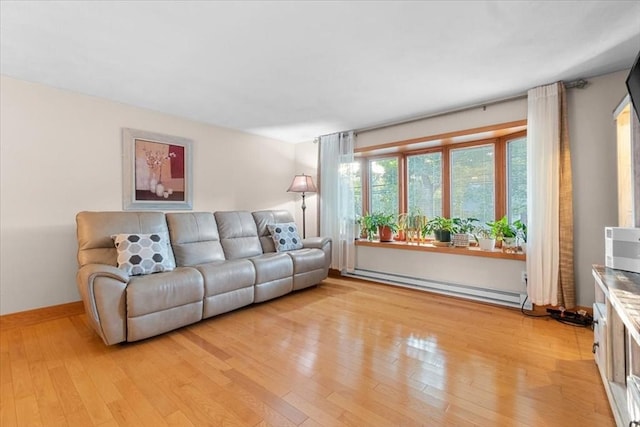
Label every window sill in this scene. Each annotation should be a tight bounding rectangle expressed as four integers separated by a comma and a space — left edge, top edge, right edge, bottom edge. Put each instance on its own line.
355, 239, 526, 261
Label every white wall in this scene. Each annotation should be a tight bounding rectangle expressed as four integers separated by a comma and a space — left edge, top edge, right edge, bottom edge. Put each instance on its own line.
569, 70, 626, 306
0, 75, 299, 315
354, 70, 627, 307
357, 247, 526, 294
293, 140, 319, 238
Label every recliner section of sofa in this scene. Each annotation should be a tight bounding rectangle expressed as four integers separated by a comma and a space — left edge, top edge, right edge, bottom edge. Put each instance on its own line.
215, 211, 294, 303
166, 212, 257, 319
75, 210, 331, 345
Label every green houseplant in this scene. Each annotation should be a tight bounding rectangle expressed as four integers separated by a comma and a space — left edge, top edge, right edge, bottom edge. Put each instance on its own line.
473, 225, 495, 251
357, 213, 377, 241
452, 217, 478, 247
487, 216, 516, 240
487, 216, 517, 252
396, 213, 411, 241
513, 219, 527, 253
406, 209, 428, 243
370, 212, 398, 242
423, 216, 455, 243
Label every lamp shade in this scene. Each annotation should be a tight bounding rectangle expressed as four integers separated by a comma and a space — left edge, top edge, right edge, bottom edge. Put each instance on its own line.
287, 174, 317, 193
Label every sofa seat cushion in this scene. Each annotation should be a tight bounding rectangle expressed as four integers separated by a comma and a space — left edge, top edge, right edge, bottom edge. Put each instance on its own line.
250, 252, 293, 283
250, 253, 294, 303
196, 259, 256, 319
196, 259, 256, 297
287, 248, 326, 274
126, 267, 204, 317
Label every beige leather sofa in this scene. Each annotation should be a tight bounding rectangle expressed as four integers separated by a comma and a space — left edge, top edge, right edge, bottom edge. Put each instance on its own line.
76, 210, 331, 345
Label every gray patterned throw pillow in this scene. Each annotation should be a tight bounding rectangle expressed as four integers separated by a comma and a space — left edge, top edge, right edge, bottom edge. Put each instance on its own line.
112, 232, 175, 276
267, 222, 303, 252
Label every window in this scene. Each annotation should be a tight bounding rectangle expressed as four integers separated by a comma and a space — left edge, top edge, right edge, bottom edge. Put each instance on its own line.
407, 152, 442, 217
507, 136, 527, 223
369, 157, 398, 214
358, 122, 526, 224
450, 144, 495, 224
340, 161, 363, 218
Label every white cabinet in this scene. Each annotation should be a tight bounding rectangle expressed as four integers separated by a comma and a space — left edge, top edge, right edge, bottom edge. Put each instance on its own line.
593, 265, 640, 426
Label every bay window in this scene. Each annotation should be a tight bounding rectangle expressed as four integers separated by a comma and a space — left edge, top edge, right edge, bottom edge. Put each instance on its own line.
356, 123, 527, 225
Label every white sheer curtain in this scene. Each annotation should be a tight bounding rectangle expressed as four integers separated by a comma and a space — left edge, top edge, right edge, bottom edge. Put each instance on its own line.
319, 131, 356, 273
526, 83, 560, 306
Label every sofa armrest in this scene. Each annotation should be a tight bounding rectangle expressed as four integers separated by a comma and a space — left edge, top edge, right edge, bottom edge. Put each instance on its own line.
302, 237, 331, 249
77, 264, 129, 345
303, 237, 332, 270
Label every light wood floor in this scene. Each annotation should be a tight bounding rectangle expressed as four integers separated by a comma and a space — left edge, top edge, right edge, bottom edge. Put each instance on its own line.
1, 277, 613, 426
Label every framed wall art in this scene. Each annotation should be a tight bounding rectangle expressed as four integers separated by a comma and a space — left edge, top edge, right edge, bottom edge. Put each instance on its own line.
122, 128, 193, 210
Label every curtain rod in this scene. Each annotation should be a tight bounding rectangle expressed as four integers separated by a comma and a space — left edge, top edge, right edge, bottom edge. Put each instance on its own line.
353, 78, 588, 136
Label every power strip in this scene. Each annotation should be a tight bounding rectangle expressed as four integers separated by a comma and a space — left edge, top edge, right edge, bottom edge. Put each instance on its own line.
546, 308, 593, 326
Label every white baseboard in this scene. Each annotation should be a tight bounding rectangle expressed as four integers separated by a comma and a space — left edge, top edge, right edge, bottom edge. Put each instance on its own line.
348, 268, 532, 310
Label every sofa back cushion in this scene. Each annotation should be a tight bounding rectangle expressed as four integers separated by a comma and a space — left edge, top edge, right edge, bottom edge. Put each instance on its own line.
252, 210, 295, 253
166, 212, 225, 266
76, 211, 175, 268
214, 211, 263, 260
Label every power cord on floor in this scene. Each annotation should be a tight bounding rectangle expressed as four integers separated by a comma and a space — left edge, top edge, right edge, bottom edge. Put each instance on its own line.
520, 293, 550, 318
520, 278, 592, 327
520, 276, 549, 318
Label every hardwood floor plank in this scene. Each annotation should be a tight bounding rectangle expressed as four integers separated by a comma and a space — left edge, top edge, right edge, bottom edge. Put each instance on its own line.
223, 380, 299, 427
29, 361, 68, 427
178, 328, 233, 361
2, 276, 613, 426
14, 395, 43, 427
223, 368, 308, 425
0, 380, 18, 427
164, 410, 196, 427
48, 365, 94, 426
282, 391, 347, 427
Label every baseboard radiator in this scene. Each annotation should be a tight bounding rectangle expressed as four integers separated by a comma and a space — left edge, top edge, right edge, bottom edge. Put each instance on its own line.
349, 268, 531, 310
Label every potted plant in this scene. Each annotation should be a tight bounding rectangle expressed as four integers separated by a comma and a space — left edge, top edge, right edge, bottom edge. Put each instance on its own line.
452, 217, 478, 247
474, 225, 495, 251
423, 216, 455, 245
395, 213, 408, 241
370, 212, 398, 242
407, 209, 428, 243
487, 216, 517, 252
514, 219, 527, 253
357, 213, 377, 241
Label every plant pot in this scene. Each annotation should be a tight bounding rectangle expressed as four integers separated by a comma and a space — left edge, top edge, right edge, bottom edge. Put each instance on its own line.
434, 229, 451, 242
452, 233, 470, 247
478, 238, 495, 251
395, 230, 406, 241
502, 237, 517, 254
379, 225, 394, 242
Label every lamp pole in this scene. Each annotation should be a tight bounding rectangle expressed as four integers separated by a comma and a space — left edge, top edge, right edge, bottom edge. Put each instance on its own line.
301, 192, 307, 238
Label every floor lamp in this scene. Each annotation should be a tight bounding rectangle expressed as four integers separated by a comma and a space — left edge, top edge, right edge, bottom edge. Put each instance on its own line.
287, 173, 317, 238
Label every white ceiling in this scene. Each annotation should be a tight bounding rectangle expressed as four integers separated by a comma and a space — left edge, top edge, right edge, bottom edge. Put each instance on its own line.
1, 1, 639, 143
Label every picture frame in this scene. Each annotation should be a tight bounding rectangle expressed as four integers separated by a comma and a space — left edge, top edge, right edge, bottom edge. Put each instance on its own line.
122, 128, 193, 210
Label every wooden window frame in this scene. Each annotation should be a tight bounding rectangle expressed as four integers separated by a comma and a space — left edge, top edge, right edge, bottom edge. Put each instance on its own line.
357, 122, 527, 222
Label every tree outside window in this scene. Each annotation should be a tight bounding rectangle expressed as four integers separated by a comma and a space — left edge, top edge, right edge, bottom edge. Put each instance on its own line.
450, 145, 495, 224
507, 137, 527, 223
369, 157, 398, 214
407, 152, 442, 217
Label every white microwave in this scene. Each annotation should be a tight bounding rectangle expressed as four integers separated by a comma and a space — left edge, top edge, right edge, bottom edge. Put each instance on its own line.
606, 227, 640, 274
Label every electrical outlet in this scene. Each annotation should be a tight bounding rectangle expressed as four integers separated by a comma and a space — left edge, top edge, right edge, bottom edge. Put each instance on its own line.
521, 271, 527, 286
